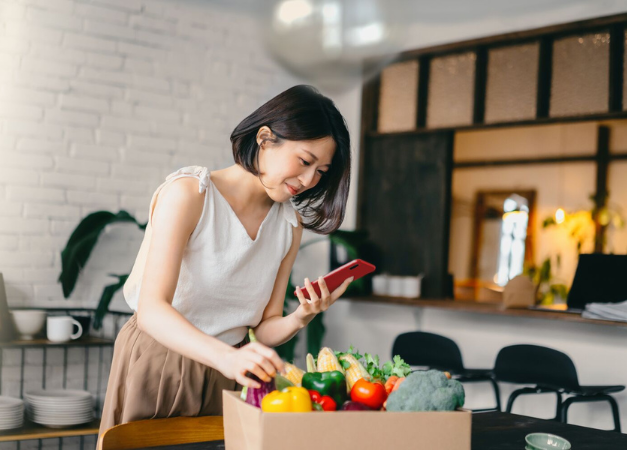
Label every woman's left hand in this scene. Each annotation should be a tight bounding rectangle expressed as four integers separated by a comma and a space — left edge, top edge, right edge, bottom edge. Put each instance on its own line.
293, 275, 353, 326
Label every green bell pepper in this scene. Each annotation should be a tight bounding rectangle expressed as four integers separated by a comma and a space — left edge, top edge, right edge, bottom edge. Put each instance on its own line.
301, 371, 348, 407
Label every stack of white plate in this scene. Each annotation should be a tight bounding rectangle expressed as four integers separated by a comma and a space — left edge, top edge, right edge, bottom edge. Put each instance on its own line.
0, 396, 24, 430
25, 389, 93, 428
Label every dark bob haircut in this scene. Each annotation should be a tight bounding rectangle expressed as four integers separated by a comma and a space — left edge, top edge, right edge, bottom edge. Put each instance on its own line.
230, 85, 351, 234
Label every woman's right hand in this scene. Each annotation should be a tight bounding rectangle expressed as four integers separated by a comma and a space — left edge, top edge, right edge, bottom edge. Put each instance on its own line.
219, 342, 286, 389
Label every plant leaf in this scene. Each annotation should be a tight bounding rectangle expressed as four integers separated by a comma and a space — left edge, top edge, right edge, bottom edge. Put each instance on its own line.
93, 274, 128, 330
306, 312, 325, 357
58, 210, 146, 298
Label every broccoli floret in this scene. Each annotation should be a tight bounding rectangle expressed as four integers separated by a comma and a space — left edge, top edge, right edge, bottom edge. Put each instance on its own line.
386, 370, 465, 412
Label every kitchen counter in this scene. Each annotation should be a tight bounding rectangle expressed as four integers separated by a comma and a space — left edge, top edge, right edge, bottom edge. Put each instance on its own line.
347, 296, 627, 328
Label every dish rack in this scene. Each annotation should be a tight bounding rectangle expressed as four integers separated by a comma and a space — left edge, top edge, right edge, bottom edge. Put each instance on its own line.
0, 308, 132, 450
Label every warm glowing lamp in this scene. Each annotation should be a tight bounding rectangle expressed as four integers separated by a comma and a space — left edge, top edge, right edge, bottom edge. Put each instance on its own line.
555, 208, 565, 224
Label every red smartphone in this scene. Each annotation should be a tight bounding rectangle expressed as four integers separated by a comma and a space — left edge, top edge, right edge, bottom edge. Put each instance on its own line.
294, 259, 376, 300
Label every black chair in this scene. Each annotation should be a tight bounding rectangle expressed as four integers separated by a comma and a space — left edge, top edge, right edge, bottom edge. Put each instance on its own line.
392, 331, 501, 412
494, 344, 624, 432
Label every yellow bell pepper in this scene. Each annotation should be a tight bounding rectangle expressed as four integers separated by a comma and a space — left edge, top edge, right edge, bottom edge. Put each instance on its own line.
261, 386, 312, 413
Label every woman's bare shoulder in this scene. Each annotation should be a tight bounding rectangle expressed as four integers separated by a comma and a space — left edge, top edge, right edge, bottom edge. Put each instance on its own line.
151, 177, 205, 234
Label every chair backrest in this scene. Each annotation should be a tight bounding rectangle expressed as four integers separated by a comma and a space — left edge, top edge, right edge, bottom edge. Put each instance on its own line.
392, 331, 464, 373
98, 415, 224, 450
493, 344, 579, 390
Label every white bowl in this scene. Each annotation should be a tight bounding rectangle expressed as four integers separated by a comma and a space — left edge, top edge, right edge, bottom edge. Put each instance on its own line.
9, 310, 47, 340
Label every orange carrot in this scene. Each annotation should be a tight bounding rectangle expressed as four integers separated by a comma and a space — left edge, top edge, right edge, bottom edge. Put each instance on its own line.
384, 376, 399, 394
391, 377, 405, 392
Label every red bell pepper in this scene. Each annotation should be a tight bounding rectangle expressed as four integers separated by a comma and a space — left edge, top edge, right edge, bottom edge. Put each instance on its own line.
350, 378, 387, 410
308, 389, 337, 411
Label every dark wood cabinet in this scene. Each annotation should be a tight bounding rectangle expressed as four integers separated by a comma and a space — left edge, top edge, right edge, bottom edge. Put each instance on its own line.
358, 132, 453, 298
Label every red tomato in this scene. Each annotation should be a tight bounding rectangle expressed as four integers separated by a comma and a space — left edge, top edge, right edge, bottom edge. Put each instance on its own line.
350, 378, 387, 410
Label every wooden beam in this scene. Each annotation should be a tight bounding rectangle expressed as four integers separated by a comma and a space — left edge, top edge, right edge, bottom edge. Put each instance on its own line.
473, 47, 488, 124
355, 76, 380, 229
365, 109, 627, 137
609, 24, 624, 112
536, 37, 553, 119
594, 126, 611, 253
455, 155, 595, 169
416, 55, 430, 128
393, 13, 627, 61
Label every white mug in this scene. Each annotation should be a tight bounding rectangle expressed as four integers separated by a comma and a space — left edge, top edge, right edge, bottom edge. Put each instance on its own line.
47, 316, 83, 343
372, 274, 389, 296
402, 274, 424, 298
387, 276, 404, 297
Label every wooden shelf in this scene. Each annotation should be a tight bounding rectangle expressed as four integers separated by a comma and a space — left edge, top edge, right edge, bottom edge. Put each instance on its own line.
0, 419, 100, 442
0, 336, 113, 349
346, 296, 627, 328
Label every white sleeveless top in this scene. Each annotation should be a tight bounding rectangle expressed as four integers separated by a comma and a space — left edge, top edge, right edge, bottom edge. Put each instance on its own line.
123, 165, 299, 345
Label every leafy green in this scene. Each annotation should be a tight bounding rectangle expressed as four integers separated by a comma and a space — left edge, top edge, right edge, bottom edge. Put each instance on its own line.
382, 355, 413, 378
335, 345, 363, 369
335, 346, 411, 381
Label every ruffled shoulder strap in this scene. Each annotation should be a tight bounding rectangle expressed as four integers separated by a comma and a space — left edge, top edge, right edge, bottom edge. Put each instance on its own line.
165, 165, 211, 194
281, 201, 299, 228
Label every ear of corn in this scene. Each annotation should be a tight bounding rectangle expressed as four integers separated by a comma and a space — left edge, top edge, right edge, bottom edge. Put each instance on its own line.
339, 353, 371, 390
316, 347, 345, 375
306, 353, 316, 372
283, 362, 305, 386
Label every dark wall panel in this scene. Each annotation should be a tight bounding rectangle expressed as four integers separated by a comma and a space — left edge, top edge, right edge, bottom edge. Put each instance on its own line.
359, 132, 454, 298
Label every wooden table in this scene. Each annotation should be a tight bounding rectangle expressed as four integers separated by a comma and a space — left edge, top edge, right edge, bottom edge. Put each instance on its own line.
136, 412, 627, 450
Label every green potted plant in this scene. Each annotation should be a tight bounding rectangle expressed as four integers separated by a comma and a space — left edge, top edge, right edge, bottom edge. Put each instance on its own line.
58, 211, 146, 330
523, 256, 569, 305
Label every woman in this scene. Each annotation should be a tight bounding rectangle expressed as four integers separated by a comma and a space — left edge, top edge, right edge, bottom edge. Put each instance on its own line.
99, 85, 353, 434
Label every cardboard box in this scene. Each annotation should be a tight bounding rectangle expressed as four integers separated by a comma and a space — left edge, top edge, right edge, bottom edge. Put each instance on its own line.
223, 390, 471, 450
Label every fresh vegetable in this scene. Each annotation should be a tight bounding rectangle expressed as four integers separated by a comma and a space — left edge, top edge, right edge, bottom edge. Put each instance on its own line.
275, 374, 294, 391
340, 401, 372, 411
301, 370, 348, 407
381, 355, 413, 379
386, 370, 465, 412
261, 386, 313, 413
392, 377, 405, 392
312, 402, 323, 411
316, 347, 346, 375
384, 375, 407, 394
384, 376, 399, 394
337, 346, 412, 382
240, 328, 276, 407
350, 378, 387, 410
242, 374, 275, 408
283, 362, 305, 386
306, 353, 316, 372
308, 390, 337, 411
338, 353, 371, 390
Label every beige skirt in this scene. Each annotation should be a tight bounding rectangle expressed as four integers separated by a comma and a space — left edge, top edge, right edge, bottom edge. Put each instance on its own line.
99, 314, 245, 436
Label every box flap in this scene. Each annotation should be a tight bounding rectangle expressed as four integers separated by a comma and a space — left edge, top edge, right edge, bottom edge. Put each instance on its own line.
223, 390, 263, 450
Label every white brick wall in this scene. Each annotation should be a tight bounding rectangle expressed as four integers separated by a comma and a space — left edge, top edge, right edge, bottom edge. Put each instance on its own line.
0, 1, 300, 448
0, 0, 299, 311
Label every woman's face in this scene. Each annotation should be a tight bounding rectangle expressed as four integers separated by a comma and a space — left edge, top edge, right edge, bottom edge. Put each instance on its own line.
257, 131, 336, 202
